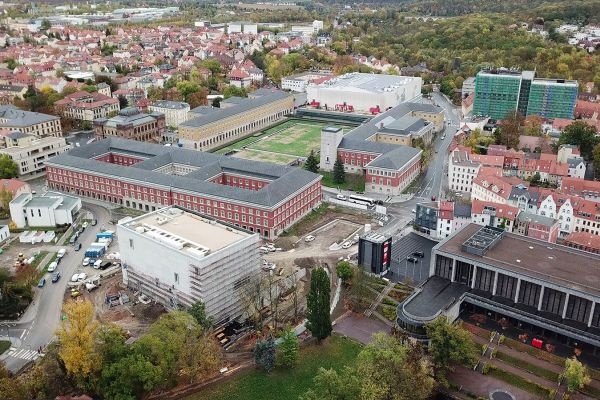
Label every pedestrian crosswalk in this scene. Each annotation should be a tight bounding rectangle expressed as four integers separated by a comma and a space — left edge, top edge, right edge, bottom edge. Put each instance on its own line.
6, 347, 41, 361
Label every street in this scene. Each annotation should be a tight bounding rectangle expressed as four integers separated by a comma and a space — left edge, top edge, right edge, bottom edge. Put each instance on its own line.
0, 202, 111, 373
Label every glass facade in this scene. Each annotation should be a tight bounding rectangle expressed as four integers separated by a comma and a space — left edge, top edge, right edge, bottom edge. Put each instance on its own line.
473, 73, 521, 119
526, 80, 578, 119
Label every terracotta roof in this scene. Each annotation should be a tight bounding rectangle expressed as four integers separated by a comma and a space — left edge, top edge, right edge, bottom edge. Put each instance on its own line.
471, 199, 519, 221
0, 178, 28, 194
564, 232, 600, 251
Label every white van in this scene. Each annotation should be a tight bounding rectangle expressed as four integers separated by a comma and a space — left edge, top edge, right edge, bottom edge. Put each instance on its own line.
47, 261, 58, 272
57, 248, 67, 258
336, 194, 347, 201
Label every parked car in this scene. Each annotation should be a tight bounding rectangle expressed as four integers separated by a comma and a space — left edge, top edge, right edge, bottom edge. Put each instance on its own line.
75, 243, 82, 251
336, 194, 347, 201
82, 257, 90, 266
51, 273, 61, 283
342, 241, 352, 249
82, 221, 89, 228
70, 273, 87, 282
37, 278, 46, 288
57, 248, 67, 258
406, 256, 418, 263
47, 261, 58, 272
99, 261, 112, 270
304, 235, 315, 242
412, 251, 425, 258
93, 259, 103, 269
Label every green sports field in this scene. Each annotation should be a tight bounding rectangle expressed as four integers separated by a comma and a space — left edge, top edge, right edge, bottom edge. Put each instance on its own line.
215, 119, 354, 164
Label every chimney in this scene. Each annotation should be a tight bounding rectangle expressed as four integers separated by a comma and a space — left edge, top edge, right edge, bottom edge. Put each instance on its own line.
379, 122, 384, 130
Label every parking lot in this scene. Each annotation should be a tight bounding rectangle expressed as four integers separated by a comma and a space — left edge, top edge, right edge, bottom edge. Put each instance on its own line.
389, 233, 437, 285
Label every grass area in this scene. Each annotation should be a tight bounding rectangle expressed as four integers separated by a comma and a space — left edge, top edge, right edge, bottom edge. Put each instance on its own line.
0, 340, 11, 354
281, 203, 331, 237
381, 297, 398, 306
252, 122, 324, 156
581, 384, 600, 398
387, 289, 411, 303
185, 335, 362, 400
379, 305, 397, 321
487, 366, 551, 398
320, 170, 366, 192
233, 149, 298, 165
494, 350, 560, 382
30, 251, 49, 270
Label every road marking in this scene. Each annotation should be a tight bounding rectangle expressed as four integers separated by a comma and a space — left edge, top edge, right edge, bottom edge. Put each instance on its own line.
20, 330, 26, 339
7, 348, 40, 361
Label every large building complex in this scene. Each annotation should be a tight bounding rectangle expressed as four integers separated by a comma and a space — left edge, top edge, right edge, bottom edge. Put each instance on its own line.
306, 73, 422, 113
0, 105, 63, 138
118, 207, 260, 324
178, 89, 293, 151
54, 91, 120, 122
397, 224, 600, 355
0, 132, 70, 177
473, 69, 578, 120
45, 138, 322, 238
320, 102, 443, 195
94, 107, 166, 142
148, 100, 190, 128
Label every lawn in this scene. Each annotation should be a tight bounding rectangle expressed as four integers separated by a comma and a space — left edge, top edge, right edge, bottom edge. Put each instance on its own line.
0, 340, 11, 355
251, 122, 324, 157
320, 170, 365, 192
232, 149, 299, 165
185, 335, 362, 400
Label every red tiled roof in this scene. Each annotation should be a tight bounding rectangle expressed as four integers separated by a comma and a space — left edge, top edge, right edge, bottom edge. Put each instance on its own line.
471, 199, 519, 221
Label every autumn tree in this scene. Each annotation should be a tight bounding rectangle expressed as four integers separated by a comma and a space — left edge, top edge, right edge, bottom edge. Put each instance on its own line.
277, 328, 299, 368
496, 110, 524, 149
559, 121, 599, 160
426, 317, 478, 380
563, 356, 591, 392
306, 267, 332, 342
523, 115, 543, 136
223, 85, 247, 99
178, 328, 221, 383
304, 150, 319, 173
300, 367, 361, 400
57, 300, 100, 380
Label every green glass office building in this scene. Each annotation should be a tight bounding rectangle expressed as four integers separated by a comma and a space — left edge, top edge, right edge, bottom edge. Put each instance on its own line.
473, 69, 577, 120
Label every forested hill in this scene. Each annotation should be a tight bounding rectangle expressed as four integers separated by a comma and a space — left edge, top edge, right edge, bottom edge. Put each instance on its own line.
357, 0, 600, 23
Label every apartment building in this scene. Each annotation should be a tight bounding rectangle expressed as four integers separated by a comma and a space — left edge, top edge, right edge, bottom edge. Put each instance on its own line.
118, 207, 260, 324
0, 105, 62, 138
0, 132, 70, 177
149, 100, 190, 128
54, 91, 120, 122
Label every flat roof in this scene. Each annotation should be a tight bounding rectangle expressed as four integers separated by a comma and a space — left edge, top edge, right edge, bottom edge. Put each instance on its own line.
121, 207, 254, 257
438, 223, 600, 297
313, 72, 420, 93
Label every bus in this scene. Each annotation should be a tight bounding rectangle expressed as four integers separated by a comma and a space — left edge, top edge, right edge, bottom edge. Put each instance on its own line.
347, 195, 375, 207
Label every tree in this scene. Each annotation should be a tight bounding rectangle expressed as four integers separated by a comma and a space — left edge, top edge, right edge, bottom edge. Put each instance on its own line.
335, 261, 353, 284
117, 95, 128, 108
593, 142, 600, 180
355, 333, 434, 400
300, 367, 361, 400
333, 157, 346, 185
559, 121, 599, 160
523, 115, 543, 136
188, 300, 213, 330
40, 19, 51, 32
4, 58, 17, 70
426, 317, 478, 379
0, 185, 13, 211
199, 59, 222, 75
497, 110, 524, 149
563, 356, 591, 392
530, 171, 541, 186
277, 328, 299, 368
178, 328, 221, 383
347, 266, 371, 312
306, 267, 332, 342
254, 337, 276, 372
223, 85, 247, 99
57, 300, 100, 380
304, 150, 319, 173
187, 88, 208, 108
100, 353, 163, 400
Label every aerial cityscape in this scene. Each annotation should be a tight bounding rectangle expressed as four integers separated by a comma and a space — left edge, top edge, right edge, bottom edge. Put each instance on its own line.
0, 0, 599, 399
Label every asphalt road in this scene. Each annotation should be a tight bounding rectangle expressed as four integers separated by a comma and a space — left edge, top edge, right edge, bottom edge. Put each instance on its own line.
1, 202, 111, 373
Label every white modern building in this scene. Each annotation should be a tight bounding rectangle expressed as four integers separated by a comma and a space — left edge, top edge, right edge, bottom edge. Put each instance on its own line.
118, 207, 261, 324
9, 191, 82, 229
149, 100, 190, 128
306, 73, 422, 113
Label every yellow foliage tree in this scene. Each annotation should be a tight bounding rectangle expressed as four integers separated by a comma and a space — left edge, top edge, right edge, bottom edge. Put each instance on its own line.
57, 300, 99, 378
